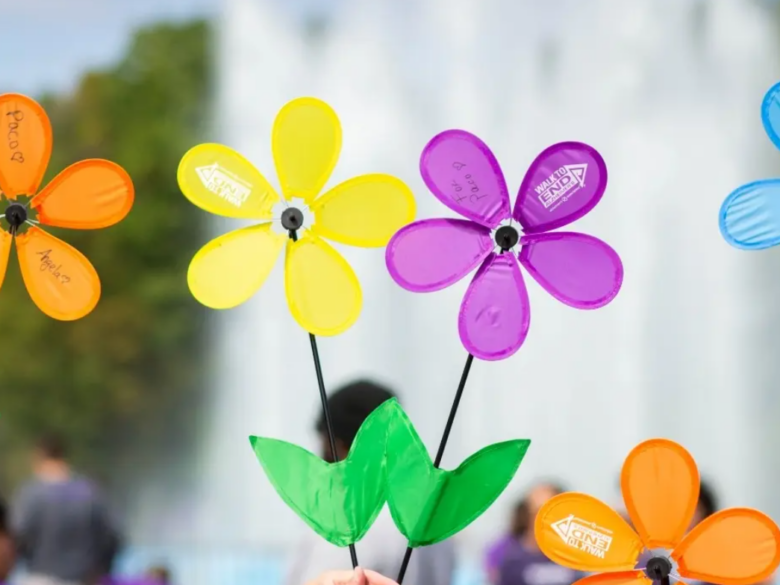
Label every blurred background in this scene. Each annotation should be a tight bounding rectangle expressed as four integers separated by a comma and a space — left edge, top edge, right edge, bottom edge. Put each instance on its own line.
3, 0, 780, 584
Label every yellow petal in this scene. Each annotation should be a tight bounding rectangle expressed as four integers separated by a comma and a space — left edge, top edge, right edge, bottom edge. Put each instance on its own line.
311, 174, 417, 248
16, 227, 100, 321
285, 232, 361, 335
188, 223, 285, 309
272, 97, 341, 203
178, 143, 279, 219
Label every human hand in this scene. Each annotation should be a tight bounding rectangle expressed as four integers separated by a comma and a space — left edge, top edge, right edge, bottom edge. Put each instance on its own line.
306, 567, 399, 585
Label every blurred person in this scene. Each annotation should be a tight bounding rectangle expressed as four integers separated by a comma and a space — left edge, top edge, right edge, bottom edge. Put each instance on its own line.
12, 434, 122, 585
692, 479, 717, 526
484, 483, 566, 584
144, 566, 170, 585
497, 483, 583, 585
0, 496, 16, 583
285, 380, 456, 585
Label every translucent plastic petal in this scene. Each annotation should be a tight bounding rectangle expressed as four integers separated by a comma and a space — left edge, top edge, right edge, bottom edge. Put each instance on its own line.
16, 227, 100, 321
673, 508, 780, 585
458, 253, 530, 361
385, 400, 530, 547
514, 142, 608, 234
385, 218, 493, 292
178, 143, 279, 219
761, 81, 780, 151
519, 232, 623, 309
285, 232, 361, 336
311, 173, 416, 247
621, 439, 699, 549
0, 230, 13, 291
273, 97, 341, 203
535, 492, 643, 572
249, 398, 398, 546
420, 130, 510, 228
719, 180, 780, 250
187, 223, 285, 310
31, 160, 134, 229
0, 94, 52, 197
571, 572, 651, 585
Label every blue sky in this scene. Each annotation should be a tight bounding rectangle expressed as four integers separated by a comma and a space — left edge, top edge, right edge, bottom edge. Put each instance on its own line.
0, 0, 219, 96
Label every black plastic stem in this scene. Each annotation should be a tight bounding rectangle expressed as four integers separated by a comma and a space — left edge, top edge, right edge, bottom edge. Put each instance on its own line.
290, 228, 359, 569
396, 353, 475, 584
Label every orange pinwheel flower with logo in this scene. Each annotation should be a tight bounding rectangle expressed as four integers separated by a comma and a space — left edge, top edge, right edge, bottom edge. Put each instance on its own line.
0, 94, 133, 320
535, 439, 780, 585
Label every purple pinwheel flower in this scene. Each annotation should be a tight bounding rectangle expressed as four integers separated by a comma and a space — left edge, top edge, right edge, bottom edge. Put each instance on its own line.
386, 130, 623, 361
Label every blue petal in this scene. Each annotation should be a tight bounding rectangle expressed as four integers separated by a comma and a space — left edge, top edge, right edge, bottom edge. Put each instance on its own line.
720, 179, 780, 250
761, 81, 780, 150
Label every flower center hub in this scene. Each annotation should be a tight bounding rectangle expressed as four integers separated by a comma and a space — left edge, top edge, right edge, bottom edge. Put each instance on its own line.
494, 225, 519, 251
5, 202, 27, 231
645, 556, 673, 582
281, 207, 304, 233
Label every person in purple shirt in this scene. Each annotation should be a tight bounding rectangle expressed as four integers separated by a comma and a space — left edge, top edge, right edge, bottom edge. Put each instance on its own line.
485, 485, 560, 582
491, 482, 584, 585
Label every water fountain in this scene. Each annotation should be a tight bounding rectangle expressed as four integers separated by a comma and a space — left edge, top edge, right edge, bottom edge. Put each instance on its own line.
131, 0, 780, 583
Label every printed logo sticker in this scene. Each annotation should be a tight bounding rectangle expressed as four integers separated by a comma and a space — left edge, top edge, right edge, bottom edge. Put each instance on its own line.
551, 514, 613, 559
535, 164, 587, 211
196, 162, 252, 207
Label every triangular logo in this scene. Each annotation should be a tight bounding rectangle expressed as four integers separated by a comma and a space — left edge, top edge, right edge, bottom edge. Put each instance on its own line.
195, 162, 219, 185
564, 164, 587, 187
551, 515, 573, 542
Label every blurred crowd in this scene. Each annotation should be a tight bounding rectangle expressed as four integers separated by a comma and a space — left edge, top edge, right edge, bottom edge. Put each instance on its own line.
0, 436, 170, 585
0, 380, 769, 585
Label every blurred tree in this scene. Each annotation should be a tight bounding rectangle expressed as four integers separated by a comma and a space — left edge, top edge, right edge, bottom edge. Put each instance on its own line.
0, 20, 211, 491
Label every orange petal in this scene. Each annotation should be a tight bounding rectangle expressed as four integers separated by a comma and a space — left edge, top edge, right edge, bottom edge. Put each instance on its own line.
621, 439, 699, 549
16, 227, 100, 321
672, 508, 780, 585
535, 492, 644, 572
0, 94, 52, 197
0, 230, 13, 291
572, 572, 651, 585
31, 160, 134, 229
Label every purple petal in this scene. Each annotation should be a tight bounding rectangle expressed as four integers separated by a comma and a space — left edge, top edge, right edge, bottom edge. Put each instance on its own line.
385, 218, 493, 292
513, 142, 607, 233
458, 253, 530, 361
420, 130, 511, 228
518, 232, 623, 309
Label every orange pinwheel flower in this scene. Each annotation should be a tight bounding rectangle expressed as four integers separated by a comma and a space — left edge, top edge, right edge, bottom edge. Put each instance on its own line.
535, 439, 780, 585
0, 94, 133, 320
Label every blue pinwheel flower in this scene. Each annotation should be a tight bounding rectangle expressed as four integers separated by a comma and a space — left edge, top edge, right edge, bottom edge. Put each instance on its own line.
720, 81, 780, 249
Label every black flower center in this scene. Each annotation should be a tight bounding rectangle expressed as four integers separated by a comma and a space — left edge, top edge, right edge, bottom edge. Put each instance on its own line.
5, 202, 27, 233
494, 225, 519, 251
645, 556, 673, 583
281, 207, 304, 233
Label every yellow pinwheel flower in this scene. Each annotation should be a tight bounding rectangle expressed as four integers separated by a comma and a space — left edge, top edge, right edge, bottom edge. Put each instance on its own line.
177, 97, 416, 336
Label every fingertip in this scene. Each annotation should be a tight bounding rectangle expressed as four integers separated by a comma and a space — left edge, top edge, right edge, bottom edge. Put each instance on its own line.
363, 569, 400, 585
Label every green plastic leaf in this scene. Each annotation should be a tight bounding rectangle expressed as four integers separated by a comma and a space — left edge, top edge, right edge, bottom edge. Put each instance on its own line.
249, 397, 399, 546
385, 404, 531, 547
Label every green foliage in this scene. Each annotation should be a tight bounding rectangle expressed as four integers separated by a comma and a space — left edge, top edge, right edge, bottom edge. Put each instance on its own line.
249, 399, 398, 547
0, 20, 211, 488
385, 405, 530, 547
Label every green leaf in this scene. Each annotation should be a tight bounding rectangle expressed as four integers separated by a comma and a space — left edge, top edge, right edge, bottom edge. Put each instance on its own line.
249, 397, 399, 546
385, 406, 531, 547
